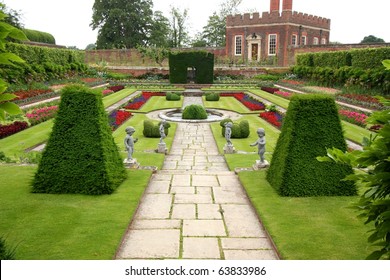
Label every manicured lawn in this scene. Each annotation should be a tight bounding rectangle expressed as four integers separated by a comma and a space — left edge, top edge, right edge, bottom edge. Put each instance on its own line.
210, 116, 373, 259
0, 165, 150, 259
204, 96, 251, 114
113, 113, 177, 169
250, 89, 290, 109
0, 88, 138, 159
240, 171, 372, 259
138, 96, 183, 113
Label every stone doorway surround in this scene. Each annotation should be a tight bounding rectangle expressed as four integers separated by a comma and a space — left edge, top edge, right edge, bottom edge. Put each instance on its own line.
247, 33, 261, 62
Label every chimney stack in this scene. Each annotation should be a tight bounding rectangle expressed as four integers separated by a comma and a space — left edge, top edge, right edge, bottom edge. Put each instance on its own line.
282, 0, 293, 11
270, 0, 280, 13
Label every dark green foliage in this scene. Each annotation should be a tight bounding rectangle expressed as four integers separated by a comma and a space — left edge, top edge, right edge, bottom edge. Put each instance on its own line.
220, 119, 250, 139
296, 48, 390, 69
182, 105, 208, 119
143, 120, 170, 138
267, 94, 356, 197
169, 51, 214, 84
32, 84, 127, 195
205, 92, 220, 101
0, 42, 87, 83
23, 29, 56, 44
166, 92, 181, 101
0, 237, 16, 260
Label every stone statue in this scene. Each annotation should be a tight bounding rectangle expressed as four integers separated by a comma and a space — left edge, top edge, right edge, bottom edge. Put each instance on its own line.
224, 122, 233, 146
250, 128, 266, 163
124, 126, 138, 161
159, 120, 167, 144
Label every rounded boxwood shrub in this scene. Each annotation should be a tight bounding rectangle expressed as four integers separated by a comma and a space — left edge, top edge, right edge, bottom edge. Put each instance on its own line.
266, 94, 356, 197
143, 120, 170, 138
32, 84, 127, 195
182, 105, 208, 120
220, 119, 250, 138
166, 92, 181, 101
205, 92, 220, 101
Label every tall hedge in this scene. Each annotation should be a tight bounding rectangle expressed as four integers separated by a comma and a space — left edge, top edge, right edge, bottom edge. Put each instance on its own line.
169, 51, 214, 84
267, 94, 356, 197
32, 84, 127, 195
23, 29, 56, 44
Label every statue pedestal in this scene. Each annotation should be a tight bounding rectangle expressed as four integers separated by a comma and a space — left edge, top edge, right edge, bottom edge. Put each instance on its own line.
224, 144, 236, 154
124, 158, 140, 169
253, 160, 270, 170
157, 143, 168, 154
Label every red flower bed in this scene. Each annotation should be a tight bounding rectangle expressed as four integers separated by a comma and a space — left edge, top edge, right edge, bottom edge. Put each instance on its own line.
102, 89, 114, 95
107, 85, 125, 92
274, 91, 293, 99
109, 110, 133, 130
261, 87, 280, 94
14, 89, 53, 100
0, 121, 29, 139
259, 111, 283, 128
339, 109, 368, 127
26, 106, 58, 126
220, 92, 265, 111
123, 91, 165, 110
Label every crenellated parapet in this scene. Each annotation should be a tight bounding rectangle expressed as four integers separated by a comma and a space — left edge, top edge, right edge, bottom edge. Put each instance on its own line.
226, 10, 331, 30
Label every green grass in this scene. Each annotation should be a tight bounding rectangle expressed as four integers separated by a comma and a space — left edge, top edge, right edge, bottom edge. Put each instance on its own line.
0, 165, 150, 259
209, 117, 373, 259
250, 89, 290, 109
239, 171, 372, 259
0, 89, 138, 159
139, 96, 183, 113
112, 113, 177, 169
204, 96, 251, 114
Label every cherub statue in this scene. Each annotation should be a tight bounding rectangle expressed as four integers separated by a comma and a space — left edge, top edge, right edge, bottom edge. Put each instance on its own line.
250, 128, 266, 163
159, 120, 167, 144
124, 126, 138, 161
225, 122, 233, 146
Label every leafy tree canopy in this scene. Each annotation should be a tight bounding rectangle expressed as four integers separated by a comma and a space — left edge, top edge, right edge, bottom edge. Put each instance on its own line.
91, 0, 169, 49
360, 35, 385, 44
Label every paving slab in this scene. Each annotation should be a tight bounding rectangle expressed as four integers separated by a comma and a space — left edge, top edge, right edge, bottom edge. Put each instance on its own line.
221, 238, 273, 250
183, 220, 226, 237
175, 194, 213, 204
131, 220, 181, 230
117, 229, 180, 259
183, 238, 220, 259
135, 194, 172, 219
197, 204, 223, 219
171, 204, 196, 219
224, 249, 279, 260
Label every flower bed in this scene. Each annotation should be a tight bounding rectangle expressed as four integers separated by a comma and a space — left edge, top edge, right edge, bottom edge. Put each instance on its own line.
279, 79, 305, 86
123, 91, 165, 110
274, 91, 293, 100
107, 85, 125, 92
0, 121, 29, 139
336, 93, 386, 110
302, 86, 341, 95
259, 111, 284, 128
261, 87, 280, 94
26, 106, 58, 126
338, 109, 368, 127
108, 110, 133, 130
220, 92, 265, 111
13, 89, 53, 100
102, 89, 114, 96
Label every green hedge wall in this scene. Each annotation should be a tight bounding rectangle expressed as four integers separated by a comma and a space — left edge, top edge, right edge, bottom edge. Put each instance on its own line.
169, 51, 214, 84
220, 119, 250, 139
0, 42, 87, 83
23, 29, 56, 44
32, 84, 127, 195
143, 120, 170, 138
266, 94, 356, 197
296, 47, 390, 69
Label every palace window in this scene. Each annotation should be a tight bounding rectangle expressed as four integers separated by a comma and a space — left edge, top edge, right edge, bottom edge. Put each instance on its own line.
321, 38, 327, 44
292, 34, 297, 46
235, 35, 242, 55
313, 37, 319, 45
268, 34, 277, 55
301, 35, 307, 45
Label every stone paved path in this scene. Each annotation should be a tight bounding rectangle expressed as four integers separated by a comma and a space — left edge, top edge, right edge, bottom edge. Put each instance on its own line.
116, 111, 279, 259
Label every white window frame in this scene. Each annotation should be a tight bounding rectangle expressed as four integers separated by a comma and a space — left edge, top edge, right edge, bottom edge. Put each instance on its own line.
268, 34, 277, 56
235, 35, 242, 56
321, 38, 327, 45
292, 34, 297, 46
313, 37, 319, 45
301, 35, 307, 45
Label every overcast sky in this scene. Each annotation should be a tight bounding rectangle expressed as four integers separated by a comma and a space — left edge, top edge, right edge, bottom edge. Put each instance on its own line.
3, 0, 389, 49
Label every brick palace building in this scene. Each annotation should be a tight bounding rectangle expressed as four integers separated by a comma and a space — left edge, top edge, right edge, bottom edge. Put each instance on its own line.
225, 0, 331, 66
